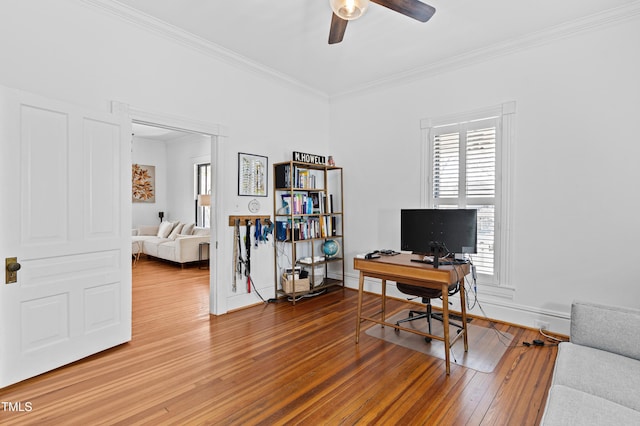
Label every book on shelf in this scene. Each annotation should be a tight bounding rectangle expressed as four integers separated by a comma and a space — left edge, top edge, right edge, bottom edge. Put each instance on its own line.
281, 193, 314, 215
310, 192, 321, 214
275, 164, 291, 188
275, 163, 322, 189
297, 170, 308, 188
290, 217, 329, 240
281, 194, 291, 214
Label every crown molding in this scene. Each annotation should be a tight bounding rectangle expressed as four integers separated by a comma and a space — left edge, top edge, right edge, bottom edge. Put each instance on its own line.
80, 0, 329, 100
331, 1, 640, 99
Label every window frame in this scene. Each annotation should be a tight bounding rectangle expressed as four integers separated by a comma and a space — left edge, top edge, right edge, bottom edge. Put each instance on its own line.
195, 162, 211, 227
420, 102, 515, 288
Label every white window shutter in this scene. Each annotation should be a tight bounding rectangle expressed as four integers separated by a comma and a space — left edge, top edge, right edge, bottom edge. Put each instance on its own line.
466, 126, 496, 199
433, 131, 459, 200
429, 118, 498, 277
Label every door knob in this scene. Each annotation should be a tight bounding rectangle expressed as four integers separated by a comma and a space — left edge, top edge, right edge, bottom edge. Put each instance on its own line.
5, 257, 21, 284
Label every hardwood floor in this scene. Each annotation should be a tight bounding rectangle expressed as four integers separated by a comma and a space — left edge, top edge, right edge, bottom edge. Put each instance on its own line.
0, 258, 557, 425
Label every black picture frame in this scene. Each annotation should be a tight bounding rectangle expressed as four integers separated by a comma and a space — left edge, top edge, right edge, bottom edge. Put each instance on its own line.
238, 152, 268, 197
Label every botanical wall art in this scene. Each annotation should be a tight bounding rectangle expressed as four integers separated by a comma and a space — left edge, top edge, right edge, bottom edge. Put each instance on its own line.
132, 164, 156, 203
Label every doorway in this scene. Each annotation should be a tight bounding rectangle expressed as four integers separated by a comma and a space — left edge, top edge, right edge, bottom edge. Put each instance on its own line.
117, 101, 226, 315
131, 123, 210, 230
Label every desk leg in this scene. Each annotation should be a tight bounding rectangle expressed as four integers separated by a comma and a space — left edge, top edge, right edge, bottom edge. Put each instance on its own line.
459, 277, 469, 352
381, 279, 387, 324
442, 282, 451, 375
355, 271, 365, 343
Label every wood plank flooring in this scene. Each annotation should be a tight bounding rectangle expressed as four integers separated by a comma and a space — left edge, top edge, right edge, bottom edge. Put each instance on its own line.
0, 258, 558, 425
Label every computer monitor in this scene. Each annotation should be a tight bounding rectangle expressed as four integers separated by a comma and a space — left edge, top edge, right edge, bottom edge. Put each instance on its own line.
400, 209, 477, 267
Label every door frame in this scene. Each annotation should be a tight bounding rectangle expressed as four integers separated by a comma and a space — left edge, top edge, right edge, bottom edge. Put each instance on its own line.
112, 102, 228, 315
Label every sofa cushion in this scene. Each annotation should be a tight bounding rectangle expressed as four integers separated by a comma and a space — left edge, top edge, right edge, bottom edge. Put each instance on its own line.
137, 225, 159, 236
181, 222, 195, 235
193, 227, 210, 236
552, 342, 640, 412
541, 384, 640, 426
141, 237, 171, 256
157, 241, 176, 261
571, 301, 640, 361
168, 223, 184, 240
157, 221, 174, 238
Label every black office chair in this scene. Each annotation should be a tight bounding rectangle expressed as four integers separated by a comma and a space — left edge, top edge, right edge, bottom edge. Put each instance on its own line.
395, 282, 463, 343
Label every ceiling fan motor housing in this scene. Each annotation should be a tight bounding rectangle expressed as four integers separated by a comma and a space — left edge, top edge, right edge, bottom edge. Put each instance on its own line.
330, 0, 370, 20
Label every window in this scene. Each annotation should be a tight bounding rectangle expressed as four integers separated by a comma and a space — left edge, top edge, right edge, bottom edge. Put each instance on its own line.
422, 102, 515, 286
195, 163, 211, 227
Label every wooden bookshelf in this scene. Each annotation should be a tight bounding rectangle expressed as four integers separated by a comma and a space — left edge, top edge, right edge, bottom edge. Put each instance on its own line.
272, 160, 344, 303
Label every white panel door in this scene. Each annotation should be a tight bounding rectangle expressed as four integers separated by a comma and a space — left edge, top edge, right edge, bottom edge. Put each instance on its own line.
0, 86, 131, 388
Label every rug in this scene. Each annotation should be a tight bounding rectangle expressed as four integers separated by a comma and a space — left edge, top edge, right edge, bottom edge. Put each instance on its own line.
364, 309, 514, 373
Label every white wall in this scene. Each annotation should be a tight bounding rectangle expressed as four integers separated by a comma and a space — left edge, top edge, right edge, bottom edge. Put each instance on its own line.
131, 133, 211, 229
131, 137, 167, 228
165, 134, 211, 224
330, 16, 640, 333
0, 0, 330, 313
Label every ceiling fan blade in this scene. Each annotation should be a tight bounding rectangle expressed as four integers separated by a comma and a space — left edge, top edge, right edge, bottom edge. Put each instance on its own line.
328, 13, 348, 44
371, 0, 436, 22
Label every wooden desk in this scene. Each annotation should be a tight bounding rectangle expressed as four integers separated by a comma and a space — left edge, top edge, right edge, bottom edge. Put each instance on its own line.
354, 254, 470, 375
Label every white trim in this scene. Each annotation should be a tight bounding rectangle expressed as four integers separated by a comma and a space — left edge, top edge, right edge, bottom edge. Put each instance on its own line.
111, 101, 228, 315
421, 103, 509, 129
113, 104, 228, 137
209, 135, 226, 315
497, 102, 516, 288
419, 126, 429, 207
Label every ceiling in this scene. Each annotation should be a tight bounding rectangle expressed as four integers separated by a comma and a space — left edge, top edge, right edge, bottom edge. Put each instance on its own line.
113, 0, 637, 96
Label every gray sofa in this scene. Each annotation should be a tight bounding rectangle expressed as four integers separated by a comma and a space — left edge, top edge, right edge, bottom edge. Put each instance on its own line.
541, 301, 640, 425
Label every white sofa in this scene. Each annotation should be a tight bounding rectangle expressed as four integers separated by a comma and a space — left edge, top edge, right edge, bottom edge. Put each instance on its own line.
132, 221, 210, 267
540, 301, 640, 425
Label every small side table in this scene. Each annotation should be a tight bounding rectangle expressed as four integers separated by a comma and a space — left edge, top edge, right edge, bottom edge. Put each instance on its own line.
132, 240, 142, 267
199, 242, 210, 270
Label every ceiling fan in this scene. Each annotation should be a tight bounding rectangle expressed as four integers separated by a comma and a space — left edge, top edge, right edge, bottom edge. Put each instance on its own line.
328, 0, 436, 44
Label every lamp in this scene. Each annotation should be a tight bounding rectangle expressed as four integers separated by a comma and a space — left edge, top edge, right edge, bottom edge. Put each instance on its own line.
330, 0, 370, 20
197, 194, 211, 228
197, 194, 211, 207
158, 211, 164, 223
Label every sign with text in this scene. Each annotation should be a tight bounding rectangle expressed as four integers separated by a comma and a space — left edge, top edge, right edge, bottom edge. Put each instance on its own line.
293, 151, 326, 165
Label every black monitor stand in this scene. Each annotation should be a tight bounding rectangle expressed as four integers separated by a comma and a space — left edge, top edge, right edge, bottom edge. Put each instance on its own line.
410, 241, 447, 268
429, 241, 445, 269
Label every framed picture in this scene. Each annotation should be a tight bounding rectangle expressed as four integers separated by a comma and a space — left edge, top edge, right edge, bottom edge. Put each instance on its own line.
132, 164, 156, 203
238, 152, 268, 197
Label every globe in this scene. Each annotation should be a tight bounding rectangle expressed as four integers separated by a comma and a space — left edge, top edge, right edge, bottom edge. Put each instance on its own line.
322, 240, 340, 258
